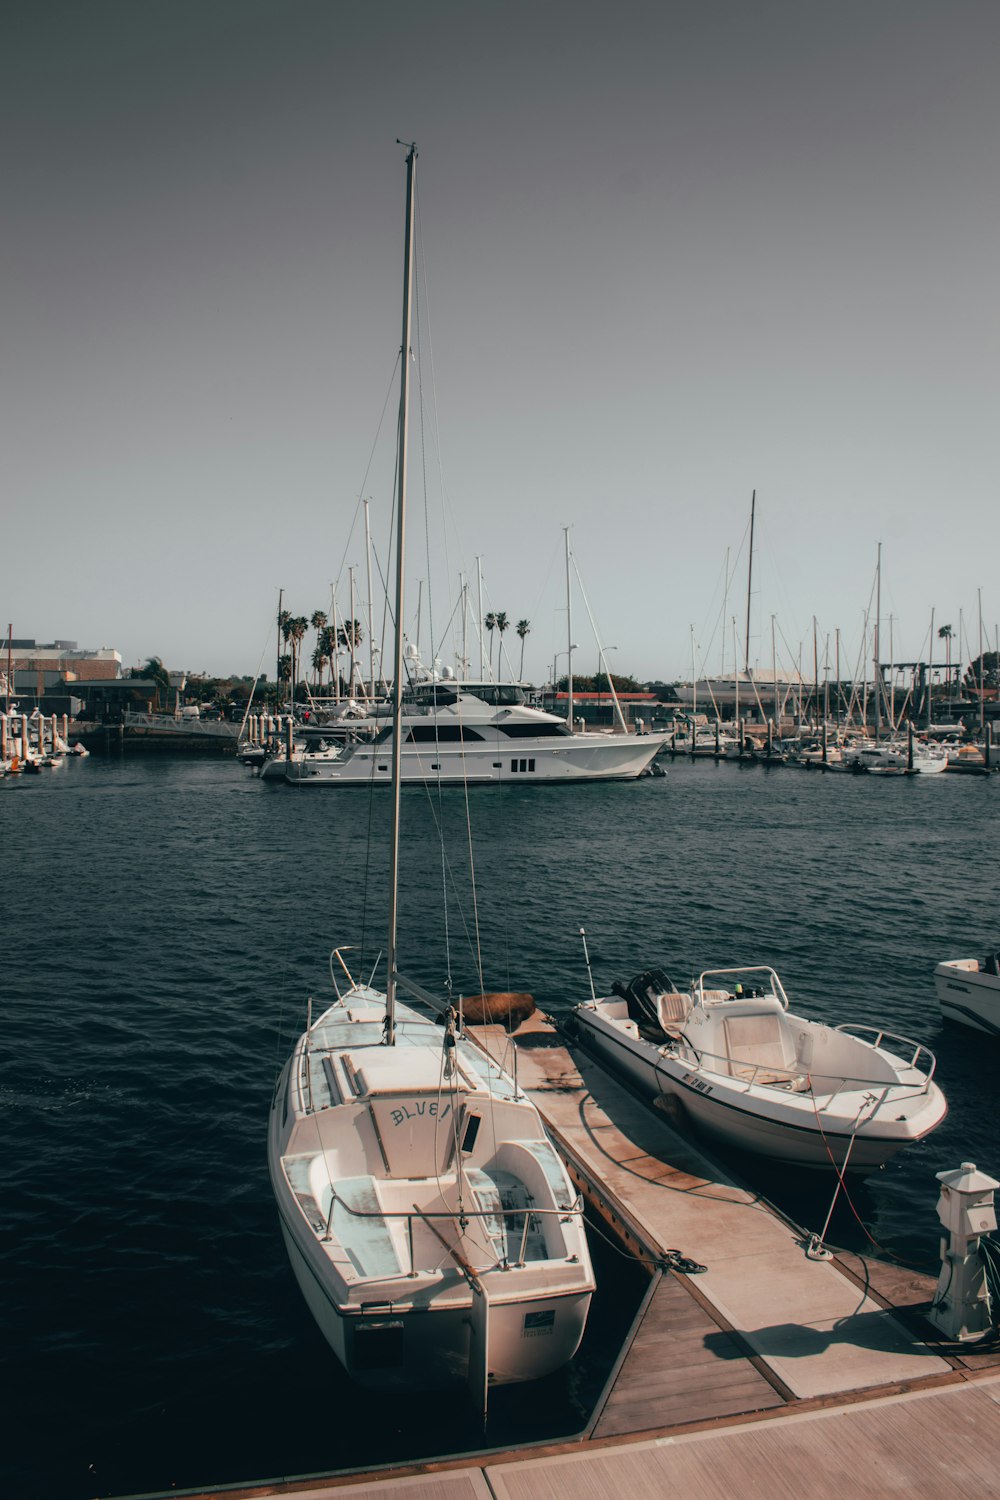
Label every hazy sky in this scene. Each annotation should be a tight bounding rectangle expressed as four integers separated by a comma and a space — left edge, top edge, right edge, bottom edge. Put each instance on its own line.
2, 1, 998, 685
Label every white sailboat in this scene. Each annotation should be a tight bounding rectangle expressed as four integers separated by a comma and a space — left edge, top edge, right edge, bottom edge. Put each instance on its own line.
267, 147, 594, 1407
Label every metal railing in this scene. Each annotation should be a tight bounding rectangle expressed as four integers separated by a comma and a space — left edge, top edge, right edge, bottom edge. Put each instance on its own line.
664, 1034, 934, 1101
319, 1182, 583, 1280
694, 966, 791, 1010
834, 1023, 937, 1086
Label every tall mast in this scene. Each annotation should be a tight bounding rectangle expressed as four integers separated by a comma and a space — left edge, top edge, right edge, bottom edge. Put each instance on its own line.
691, 625, 697, 717
331, 586, 340, 703
476, 556, 485, 678
459, 573, 468, 680
733, 618, 740, 726
348, 565, 358, 695
364, 498, 376, 698
978, 586, 985, 735
744, 489, 756, 675
385, 142, 417, 1045
874, 543, 882, 740
276, 588, 283, 707
721, 546, 730, 682
564, 526, 574, 731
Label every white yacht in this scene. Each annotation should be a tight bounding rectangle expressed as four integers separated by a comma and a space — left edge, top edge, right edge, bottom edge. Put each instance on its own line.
284, 676, 665, 786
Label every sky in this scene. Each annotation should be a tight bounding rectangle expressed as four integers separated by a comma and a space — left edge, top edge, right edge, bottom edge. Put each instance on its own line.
2, 0, 998, 686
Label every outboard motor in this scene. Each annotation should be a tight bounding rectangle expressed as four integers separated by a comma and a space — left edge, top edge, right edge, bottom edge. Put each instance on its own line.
611, 967, 677, 1029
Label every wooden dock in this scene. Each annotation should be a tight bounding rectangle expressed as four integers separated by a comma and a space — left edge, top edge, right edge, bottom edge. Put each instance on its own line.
190, 1015, 1000, 1500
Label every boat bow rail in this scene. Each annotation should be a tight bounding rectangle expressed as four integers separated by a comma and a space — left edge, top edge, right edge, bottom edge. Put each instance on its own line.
833, 1023, 938, 1089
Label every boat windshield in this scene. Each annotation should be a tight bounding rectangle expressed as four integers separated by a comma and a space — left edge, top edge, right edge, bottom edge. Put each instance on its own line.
407, 684, 461, 707
461, 683, 526, 706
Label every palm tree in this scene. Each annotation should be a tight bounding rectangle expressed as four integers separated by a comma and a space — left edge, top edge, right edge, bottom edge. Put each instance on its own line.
311, 642, 329, 688
484, 611, 497, 676
495, 611, 509, 680
136, 655, 171, 710
287, 616, 308, 699
310, 610, 328, 686
516, 619, 531, 681
337, 619, 364, 693
319, 624, 338, 691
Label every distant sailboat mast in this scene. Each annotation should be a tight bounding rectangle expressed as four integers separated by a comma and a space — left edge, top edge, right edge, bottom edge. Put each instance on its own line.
744, 489, 756, 676
874, 542, 882, 741
564, 526, 574, 730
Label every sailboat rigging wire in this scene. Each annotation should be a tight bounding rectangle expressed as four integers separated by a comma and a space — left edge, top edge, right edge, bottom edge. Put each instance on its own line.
412, 183, 456, 668
238, 613, 276, 740
728, 625, 769, 720
410, 226, 458, 997
570, 552, 627, 731
331, 352, 401, 604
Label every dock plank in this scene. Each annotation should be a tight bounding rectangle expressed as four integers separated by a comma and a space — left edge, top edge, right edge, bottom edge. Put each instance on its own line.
489, 1377, 1000, 1500
591, 1274, 783, 1439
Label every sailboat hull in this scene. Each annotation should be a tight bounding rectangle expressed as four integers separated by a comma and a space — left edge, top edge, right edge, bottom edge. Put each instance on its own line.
275, 1207, 590, 1390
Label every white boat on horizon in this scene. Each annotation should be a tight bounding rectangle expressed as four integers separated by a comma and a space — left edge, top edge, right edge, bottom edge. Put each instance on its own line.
284, 676, 666, 786
934, 952, 1000, 1035
842, 738, 948, 775
570, 963, 947, 1172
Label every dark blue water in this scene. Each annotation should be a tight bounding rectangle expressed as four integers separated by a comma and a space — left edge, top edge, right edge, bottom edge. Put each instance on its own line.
3, 755, 999, 1499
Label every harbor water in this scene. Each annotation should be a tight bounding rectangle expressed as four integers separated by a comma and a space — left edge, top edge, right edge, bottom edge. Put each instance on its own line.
3, 755, 999, 1499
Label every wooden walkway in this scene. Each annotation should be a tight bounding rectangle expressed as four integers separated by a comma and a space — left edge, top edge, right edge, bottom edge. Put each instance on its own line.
189, 1016, 1000, 1500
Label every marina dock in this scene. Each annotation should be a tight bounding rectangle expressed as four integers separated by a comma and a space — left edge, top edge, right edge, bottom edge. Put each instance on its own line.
188, 1014, 1000, 1500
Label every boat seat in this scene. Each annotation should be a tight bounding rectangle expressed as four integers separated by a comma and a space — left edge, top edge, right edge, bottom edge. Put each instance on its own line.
723, 1010, 798, 1083
656, 992, 693, 1030
326, 1174, 402, 1279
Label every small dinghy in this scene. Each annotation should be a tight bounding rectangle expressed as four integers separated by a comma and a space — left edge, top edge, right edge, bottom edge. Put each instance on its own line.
571, 964, 947, 1173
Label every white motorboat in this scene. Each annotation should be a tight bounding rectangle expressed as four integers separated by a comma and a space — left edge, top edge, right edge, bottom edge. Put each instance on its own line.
934, 952, 1000, 1035
267, 147, 593, 1410
570, 963, 947, 1172
843, 742, 909, 774
910, 742, 949, 774
285, 677, 664, 785
843, 738, 948, 775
